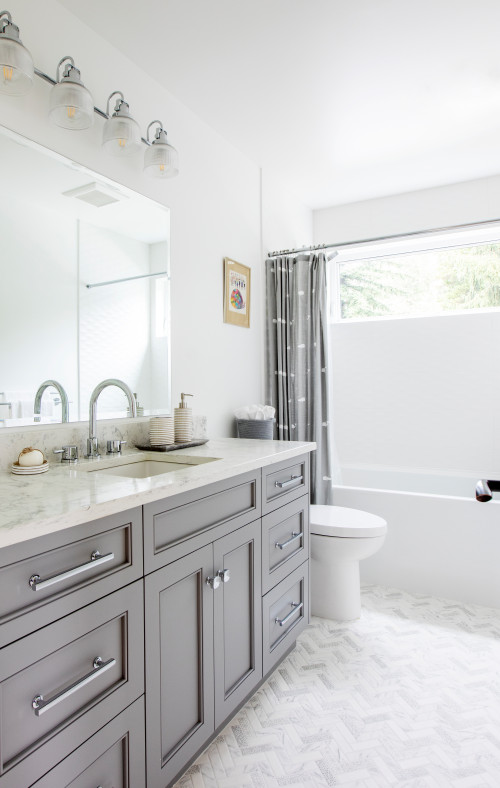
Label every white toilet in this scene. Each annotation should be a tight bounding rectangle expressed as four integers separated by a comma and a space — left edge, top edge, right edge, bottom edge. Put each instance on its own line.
310, 505, 387, 621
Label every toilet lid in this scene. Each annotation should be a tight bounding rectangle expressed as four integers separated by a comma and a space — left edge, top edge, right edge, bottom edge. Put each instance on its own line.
310, 505, 387, 538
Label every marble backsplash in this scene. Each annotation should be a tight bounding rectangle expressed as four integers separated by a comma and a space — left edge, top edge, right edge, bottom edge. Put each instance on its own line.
0, 415, 207, 471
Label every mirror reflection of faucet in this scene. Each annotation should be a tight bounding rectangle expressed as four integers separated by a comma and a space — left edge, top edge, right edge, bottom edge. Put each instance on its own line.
86, 379, 137, 459
33, 380, 69, 423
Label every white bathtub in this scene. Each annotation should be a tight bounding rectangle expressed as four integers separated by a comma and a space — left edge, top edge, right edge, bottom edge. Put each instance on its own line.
334, 466, 500, 609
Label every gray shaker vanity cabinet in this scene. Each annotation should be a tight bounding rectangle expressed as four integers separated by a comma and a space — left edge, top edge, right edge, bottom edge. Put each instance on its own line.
31, 697, 146, 788
213, 519, 262, 727
145, 544, 215, 788
0, 580, 144, 788
261, 454, 310, 515
0, 506, 143, 647
143, 467, 261, 574
145, 518, 263, 788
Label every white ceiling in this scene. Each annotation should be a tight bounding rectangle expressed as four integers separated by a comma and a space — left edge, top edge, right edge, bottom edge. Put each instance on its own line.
61, 0, 500, 209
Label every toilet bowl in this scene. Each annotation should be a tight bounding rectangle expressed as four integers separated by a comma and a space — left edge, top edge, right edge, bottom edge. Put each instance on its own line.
310, 505, 387, 621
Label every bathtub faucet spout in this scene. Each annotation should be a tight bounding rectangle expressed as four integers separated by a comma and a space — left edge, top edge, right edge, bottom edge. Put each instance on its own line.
475, 479, 500, 502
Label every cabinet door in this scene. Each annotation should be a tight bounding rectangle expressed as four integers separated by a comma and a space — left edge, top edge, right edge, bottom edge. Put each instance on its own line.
213, 520, 262, 728
145, 545, 214, 788
30, 697, 145, 788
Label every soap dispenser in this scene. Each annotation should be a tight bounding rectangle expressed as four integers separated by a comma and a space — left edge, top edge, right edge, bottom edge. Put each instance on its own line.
174, 393, 193, 443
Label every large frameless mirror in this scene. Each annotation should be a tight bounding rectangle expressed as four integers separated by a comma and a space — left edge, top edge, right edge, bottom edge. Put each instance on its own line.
0, 125, 171, 427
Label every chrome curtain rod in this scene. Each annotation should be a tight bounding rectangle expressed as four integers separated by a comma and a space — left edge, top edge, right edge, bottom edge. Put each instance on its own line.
86, 271, 169, 289
267, 216, 500, 258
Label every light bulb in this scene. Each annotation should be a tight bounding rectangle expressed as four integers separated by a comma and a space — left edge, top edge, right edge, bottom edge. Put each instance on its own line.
102, 92, 141, 157
0, 13, 34, 96
144, 121, 179, 179
49, 57, 94, 130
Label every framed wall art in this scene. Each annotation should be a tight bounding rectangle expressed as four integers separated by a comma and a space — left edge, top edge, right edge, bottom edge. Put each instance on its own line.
223, 257, 251, 328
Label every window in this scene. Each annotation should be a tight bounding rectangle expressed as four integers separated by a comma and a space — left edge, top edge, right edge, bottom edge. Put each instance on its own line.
330, 223, 500, 321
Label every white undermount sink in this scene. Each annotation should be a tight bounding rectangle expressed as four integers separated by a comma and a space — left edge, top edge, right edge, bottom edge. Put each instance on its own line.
80, 453, 219, 480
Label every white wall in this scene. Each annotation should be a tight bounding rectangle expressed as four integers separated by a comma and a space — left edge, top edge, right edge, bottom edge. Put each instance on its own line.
315, 178, 500, 478
261, 170, 313, 255
1, 0, 268, 438
314, 174, 500, 245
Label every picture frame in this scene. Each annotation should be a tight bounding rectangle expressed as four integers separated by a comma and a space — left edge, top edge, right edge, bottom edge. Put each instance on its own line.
223, 257, 251, 328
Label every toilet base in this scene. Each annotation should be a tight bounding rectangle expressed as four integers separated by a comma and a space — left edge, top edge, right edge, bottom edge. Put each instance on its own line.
311, 558, 361, 621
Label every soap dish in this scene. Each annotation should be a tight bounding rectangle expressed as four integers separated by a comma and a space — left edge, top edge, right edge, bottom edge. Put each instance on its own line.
11, 460, 49, 475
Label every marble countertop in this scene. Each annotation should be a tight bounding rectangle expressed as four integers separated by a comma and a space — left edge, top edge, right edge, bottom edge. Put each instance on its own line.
0, 438, 315, 550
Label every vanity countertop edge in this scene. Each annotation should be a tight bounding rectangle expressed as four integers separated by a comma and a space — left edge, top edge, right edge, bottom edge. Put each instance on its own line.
0, 438, 316, 550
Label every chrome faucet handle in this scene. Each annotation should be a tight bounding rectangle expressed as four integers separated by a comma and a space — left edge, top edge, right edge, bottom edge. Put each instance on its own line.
53, 445, 78, 463
85, 437, 100, 460
107, 440, 126, 454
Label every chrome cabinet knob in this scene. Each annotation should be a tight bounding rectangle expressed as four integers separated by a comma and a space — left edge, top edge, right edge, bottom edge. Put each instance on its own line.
206, 575, 221, 590
217, 569, 231, 583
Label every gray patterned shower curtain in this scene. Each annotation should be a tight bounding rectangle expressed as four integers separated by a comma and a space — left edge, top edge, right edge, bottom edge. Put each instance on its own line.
265, 252, 334, 505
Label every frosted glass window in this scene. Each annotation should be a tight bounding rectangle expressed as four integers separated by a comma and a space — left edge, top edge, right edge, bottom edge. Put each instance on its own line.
331, 231, 500, 321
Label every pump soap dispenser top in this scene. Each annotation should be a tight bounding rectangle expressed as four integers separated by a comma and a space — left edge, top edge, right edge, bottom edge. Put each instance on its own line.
174, 392, 193, 443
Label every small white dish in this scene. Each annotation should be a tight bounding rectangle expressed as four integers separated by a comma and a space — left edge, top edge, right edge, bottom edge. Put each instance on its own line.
11, 460, 49, 475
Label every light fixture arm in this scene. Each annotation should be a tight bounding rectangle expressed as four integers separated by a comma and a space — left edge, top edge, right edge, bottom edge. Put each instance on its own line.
0, 10, 12, 32
106, 90, 125, 117
0, 10, 19, 39
146, 119, 170, 145
146, 119, 163, 143
55, 55, 78, 83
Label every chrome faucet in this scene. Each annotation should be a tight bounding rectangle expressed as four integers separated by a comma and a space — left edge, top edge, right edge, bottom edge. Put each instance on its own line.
475, 479, 500, 502
34, 379, 69, 423
86, 379, 137, 459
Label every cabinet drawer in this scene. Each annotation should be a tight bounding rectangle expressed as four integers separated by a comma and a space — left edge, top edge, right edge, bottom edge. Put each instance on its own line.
31, 697, 145, 788
144, 469, 261, 573
0, 581, 144, 787
262, 561, 309, 676
262, 455, 309, 515
262, 496, 309, 594
0, 508, 143, 647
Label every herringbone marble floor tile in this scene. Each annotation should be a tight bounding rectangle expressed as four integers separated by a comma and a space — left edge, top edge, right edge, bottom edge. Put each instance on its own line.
174, 586, 500, 788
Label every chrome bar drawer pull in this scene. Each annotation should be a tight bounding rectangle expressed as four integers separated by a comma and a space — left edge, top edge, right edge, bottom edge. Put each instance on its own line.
29, 550, 114, 592
275, 531, 303, 550
275, 602, 303, 627
32, 656, 116, 716
275, 474, 303, 489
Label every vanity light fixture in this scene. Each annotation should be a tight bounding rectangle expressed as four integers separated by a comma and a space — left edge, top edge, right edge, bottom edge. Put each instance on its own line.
49, 56, 94, 130
144, 120, 179, 179
102, 91, 141, 156
0, 10, 34, 95
0, 14, 179, 178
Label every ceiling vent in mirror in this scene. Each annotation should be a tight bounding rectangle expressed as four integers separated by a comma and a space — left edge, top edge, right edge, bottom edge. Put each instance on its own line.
62, 181, 124, 208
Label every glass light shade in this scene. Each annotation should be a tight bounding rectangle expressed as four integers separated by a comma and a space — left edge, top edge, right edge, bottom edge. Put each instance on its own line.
144, 140, 179, 179
49, 80, 94, 130
0, 37, 34, 95
102, 114, 141, 156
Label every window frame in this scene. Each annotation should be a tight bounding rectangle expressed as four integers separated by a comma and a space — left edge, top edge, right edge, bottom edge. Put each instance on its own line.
328, 221, 500, 323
